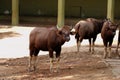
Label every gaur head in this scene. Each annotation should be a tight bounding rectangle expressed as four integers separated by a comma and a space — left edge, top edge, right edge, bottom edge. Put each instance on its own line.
105, 20, 118, 36
57, 25, 72, 42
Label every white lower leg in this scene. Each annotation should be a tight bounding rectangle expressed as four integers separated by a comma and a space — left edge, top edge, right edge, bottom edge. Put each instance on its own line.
56, 57, 60, 72
103, 47, 107, 59
28, 56, 32, 71
50, 58, 53, 72
108, 47, 111, 58
89, 44, 91, 52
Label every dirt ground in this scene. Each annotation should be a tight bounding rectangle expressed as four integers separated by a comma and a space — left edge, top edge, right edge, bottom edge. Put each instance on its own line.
0, 46, 119, 80
0, 22, 120, 79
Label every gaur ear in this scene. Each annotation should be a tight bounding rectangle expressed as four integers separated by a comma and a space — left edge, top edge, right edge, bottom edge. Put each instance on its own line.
115, 24, 119, 30
104, 18, 108, 22
116, 24, 120, 27
56, 30, 62, 36
70, 32, 76, 35
72, 25, 79, 34
104, 18, 111, 22
58, 30, 62, 34
70, 29, 76, 35
69, 25, 74, 31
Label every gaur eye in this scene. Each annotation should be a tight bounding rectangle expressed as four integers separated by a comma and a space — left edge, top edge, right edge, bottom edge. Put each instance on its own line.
112, 29, 116, 32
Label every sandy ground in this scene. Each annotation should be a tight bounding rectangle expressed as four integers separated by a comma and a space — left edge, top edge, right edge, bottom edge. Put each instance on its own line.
0, 26, 120, 80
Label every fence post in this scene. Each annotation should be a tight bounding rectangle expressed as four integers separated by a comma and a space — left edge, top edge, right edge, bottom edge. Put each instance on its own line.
107, 0, 115, 22
57, 0, 65, 28
12, 0, 19, 26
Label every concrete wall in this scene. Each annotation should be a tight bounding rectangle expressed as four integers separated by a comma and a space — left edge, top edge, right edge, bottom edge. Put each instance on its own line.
19, 0, 58, 16
0, 0, 120, 18
66, 0, 107, 18
115, 0, 120, 19
0, 0, 11, 15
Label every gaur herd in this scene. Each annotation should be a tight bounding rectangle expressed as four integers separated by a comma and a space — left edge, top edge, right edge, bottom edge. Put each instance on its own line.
29, 18, 120, 72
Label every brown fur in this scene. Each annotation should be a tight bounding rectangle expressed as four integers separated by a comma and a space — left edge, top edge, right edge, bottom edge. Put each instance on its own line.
29, 25, 71, 72
101, 19, 118, 58
73, 18, 104, 53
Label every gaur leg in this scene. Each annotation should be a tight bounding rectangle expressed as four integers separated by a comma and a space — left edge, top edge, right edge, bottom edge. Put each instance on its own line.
89, 38, 94, 54
92, 36, 97, 54
77, 37, 83, 53
49, 49, 54, 72
108, 40, 113, 58
50, 58, 54, 72
29, 48, 34, 71
116, 42, 119, 54
75, 36, 80, 52
55, 47, 61, 72
89, 38, 92, 53
75, 33, 80, 52
29, 47, 39, 71
116, 41, 120, 58
76, 38, 80, 52
108, 46, 111, 58
92, 40, 95, 54
29, 52, 32, 71
103, 46, 108, 59
33, 49, 39, 71
116, 30, 120, 58
103, 41, 108, 59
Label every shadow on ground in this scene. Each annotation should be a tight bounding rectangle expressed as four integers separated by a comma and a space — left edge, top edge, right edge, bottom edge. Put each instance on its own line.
0, 31, 21, 39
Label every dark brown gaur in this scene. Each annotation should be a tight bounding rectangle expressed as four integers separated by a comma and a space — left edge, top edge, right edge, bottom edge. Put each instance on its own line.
71, 18, 104, 54
116, 27, 120, 58
101, 19, 118, 58
29, 25, 71, 72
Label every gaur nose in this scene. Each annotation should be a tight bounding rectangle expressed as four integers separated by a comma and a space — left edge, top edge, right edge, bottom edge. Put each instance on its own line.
66, 37, 70, 42
113, 32, 116, 35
